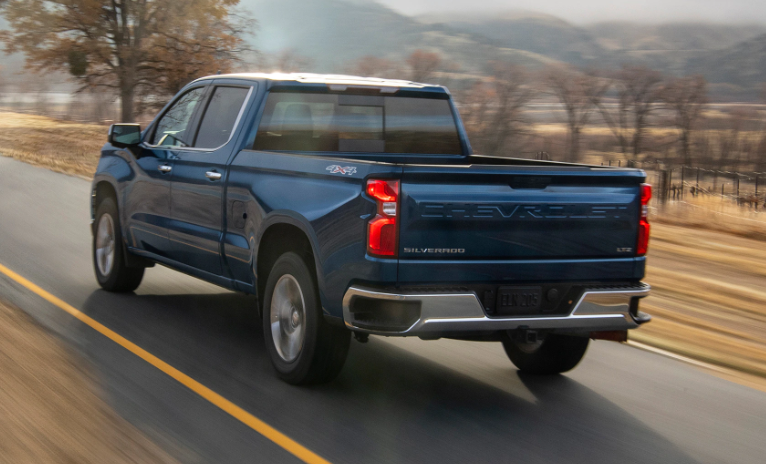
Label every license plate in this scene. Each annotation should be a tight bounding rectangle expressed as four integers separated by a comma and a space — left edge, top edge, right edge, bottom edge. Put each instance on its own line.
496, 286, 542, 314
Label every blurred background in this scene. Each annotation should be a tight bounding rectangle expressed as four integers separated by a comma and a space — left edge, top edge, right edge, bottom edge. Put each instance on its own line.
2, 0, 766, 382
1, 1, 766, 462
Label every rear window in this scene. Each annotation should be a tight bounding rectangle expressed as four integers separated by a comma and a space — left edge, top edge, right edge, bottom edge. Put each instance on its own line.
253, 92, 462, 155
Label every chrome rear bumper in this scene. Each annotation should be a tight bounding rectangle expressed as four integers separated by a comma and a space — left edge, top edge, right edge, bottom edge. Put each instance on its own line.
342, 284, 651, 336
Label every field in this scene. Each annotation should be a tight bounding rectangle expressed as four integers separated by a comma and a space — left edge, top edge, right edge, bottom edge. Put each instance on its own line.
0, 111, 106, 178
1, 110, 765, 386
637, 224, 766, 382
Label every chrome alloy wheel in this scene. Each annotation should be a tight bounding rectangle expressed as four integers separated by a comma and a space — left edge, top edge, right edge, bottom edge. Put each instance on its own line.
270, 274, 306, 362
95, 213, 116, 277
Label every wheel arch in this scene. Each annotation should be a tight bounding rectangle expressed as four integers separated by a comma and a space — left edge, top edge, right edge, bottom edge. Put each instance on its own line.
92, 176, 152, 269
91, 178, 119, 234
255, 213, 325, 314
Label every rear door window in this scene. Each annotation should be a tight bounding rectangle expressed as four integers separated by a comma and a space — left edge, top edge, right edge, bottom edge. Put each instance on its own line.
253, 92, 462, 155
194, 86, 250, 149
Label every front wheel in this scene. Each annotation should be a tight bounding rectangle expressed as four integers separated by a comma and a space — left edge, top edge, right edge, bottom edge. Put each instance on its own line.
263, 252, 350, 385
502, 332, 589, 375
92, 197, 144, 292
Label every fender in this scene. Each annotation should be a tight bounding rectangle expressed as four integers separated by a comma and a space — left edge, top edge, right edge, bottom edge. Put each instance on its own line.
92, 149, 153, 268
254, 211, 328, 308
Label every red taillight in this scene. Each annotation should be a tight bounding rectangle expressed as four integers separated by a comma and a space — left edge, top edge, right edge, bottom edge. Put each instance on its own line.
367, 179, 399, 257
637, 183, 652, 256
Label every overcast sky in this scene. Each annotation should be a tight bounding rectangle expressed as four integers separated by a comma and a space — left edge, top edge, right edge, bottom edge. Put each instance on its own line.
377, 0, 766, 24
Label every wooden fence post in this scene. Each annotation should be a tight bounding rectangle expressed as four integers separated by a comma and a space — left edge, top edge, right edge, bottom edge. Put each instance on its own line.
696, 167, 700, 193
680, 166, 685, 199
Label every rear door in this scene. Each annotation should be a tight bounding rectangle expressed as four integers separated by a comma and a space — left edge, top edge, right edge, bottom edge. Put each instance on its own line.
166, 83, 253, 276
398, 165, 642, 260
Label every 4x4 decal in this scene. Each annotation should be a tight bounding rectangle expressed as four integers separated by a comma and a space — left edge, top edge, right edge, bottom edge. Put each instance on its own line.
326, 165, 357, 175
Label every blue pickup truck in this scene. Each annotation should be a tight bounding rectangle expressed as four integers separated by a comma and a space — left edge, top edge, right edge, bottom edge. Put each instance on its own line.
92, 73, 651, 384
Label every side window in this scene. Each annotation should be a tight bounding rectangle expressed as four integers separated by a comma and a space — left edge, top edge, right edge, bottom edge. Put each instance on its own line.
151, 87, 206, 146
194, 86, 250, 149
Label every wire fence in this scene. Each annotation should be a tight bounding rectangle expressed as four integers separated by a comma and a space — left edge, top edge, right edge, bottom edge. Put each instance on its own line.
632, 164, 765, 208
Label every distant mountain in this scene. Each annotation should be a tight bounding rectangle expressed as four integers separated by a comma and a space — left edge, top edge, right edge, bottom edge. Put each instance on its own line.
686, 33, 766, 99
417, 11, 606, 65
239, 0, 556, 76
3, 0, 764, 99
587, 22, 766, 52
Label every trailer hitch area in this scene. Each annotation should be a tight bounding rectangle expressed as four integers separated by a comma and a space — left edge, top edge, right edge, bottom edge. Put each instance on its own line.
511, 328, 540, 345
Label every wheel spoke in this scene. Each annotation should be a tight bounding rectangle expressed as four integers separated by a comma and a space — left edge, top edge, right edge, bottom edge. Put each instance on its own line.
95, 213, 116, 276
270, 274, 306, 362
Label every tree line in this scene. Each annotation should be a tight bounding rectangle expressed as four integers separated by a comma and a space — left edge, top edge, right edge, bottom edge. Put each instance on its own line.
348, 50, 766, 172
1, 2, 764, 171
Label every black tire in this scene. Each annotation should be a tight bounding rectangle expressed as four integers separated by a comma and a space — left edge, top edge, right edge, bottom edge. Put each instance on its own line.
92, 197, 144, 292
502, 333, 589, 375
263, 252, 350, 385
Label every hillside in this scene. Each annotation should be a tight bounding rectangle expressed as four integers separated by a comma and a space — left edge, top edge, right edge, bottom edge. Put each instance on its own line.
240, 0, 556, 74
686, 33, 766, 99
239, 0, 766, 99
3, 0, 765, 100
587, 22, 766, 52
417, 11, 607, 65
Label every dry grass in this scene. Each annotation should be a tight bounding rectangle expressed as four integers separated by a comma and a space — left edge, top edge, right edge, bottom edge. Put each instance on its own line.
0, 111, 106, 178
652, 195, 766, 242
634, 223, 766, 381
0, 300, 178, 463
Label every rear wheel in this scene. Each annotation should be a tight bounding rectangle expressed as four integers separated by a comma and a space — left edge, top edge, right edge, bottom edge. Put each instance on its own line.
92, 197, 144, 292
263, 252, 350, 385
502, 332, 589, 375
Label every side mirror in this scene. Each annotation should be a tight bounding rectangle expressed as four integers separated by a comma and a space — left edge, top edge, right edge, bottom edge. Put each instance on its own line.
108, 124, 141, 147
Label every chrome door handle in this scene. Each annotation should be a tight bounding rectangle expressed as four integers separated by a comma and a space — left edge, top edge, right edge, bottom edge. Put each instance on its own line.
205, 171, 222, 180
158, 164, 172, 173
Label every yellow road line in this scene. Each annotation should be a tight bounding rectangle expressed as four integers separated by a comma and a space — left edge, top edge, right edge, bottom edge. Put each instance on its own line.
0, 262, 331, 464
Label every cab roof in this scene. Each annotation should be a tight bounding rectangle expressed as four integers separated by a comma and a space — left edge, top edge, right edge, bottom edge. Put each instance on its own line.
192, 72, 448, 94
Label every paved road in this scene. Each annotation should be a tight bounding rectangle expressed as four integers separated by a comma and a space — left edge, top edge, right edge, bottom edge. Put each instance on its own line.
2, 156, 766, 464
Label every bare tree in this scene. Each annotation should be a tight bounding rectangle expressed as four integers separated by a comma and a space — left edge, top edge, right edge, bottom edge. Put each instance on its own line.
716, 110, 746, 171
544, 65, 610, 162
756, 88, 766, 172
406, 50, 441, 83
351, 55, 397, 78
265, 49, 313, 73
597, 65, 662, 158
0, 65, 5, 109
757, 130, 766, 173
1, 0, 253, 122
29, 74, 51, 116
460, 63, 533, 157
661, 75, 708, 166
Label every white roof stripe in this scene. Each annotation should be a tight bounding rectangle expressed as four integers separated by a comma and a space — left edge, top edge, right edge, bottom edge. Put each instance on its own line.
194, 72, 437, 89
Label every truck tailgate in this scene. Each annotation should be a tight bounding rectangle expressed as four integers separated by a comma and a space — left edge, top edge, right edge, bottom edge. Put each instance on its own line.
399, 164, 644, 261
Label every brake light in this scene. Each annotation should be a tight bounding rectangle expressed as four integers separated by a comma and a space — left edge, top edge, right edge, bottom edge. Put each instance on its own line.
367, 179, 399, 257
637, 183, 652, 256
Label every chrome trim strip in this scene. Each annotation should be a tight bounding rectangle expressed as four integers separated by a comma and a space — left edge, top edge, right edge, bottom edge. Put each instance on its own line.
342, 284, 650, 335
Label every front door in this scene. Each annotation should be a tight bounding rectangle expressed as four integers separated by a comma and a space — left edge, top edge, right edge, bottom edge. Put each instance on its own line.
124, 85, 208, 257
167, 85, 252, 276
